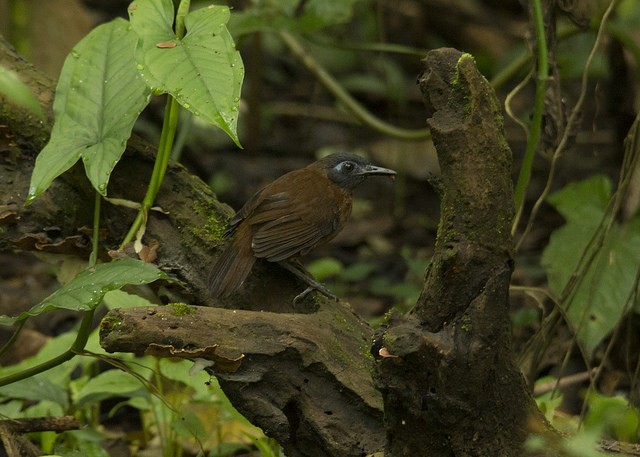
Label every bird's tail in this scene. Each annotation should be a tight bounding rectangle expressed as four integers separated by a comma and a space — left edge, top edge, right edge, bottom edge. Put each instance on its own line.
208, 225, 255, 298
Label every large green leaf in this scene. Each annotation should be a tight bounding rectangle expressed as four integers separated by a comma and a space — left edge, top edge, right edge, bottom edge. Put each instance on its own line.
27, 18, 151, 202
0, 332, 79, 407
75, 369, 148, 409
0, 258, 169, 326
542, 175, 640, 357
129, 0, 243, 145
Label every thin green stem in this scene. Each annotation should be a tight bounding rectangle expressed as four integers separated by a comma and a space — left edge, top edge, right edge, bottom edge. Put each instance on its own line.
89, 191, 101, 267
0, 320, 25, 359
515, 0, 619, 250
156, 96, 180, 186
491, 25, 580, 91
278, 31, 430, 141
172, 110, 193, 162
121, 95, 180, 246
8, 0, 30, 58
121, 0, 188, 247
513, 0, 548, 215
175, 0, 190, 39
121, 209, 144, 248
0, 311, 95, 388
0, 189, 103, 387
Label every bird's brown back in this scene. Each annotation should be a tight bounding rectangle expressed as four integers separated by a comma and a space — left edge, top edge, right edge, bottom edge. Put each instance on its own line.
209, 165, 352, 297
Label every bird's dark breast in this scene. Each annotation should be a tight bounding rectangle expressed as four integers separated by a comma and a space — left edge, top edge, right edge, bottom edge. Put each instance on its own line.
242, 168, 353, 262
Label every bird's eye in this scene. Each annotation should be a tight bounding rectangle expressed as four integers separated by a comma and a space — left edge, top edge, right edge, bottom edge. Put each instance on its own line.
342, 162, 354, 172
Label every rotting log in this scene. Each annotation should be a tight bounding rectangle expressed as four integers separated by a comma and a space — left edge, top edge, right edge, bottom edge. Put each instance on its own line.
100, 301, 384, 456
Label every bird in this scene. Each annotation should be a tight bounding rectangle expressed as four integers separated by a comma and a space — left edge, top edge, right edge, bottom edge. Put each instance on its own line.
208, 152, 396, 301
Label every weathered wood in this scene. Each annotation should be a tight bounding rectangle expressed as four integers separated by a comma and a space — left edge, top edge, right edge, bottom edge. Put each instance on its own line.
100, 301, 384, 457
372, 48, 544, 456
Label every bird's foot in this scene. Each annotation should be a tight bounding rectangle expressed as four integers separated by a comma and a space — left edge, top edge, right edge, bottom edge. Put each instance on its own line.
279, 260, 338, 304
293, 283, 338, 304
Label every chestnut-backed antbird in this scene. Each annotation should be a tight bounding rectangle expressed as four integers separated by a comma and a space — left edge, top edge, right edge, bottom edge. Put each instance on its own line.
208, 152, 396, 301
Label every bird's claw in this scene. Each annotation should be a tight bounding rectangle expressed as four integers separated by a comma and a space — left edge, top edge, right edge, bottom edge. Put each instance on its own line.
293, 284, 338, 304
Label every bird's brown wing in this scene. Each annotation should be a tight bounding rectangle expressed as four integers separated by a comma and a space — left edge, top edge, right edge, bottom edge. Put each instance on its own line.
222, 188, 265, 238
248, 192, 337, 262
247, 172, 347, 262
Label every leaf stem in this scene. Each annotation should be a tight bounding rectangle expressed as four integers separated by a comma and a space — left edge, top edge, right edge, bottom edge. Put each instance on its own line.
514, 0, 620, 248
0, 310, 95, 387
278, 31, 430, 141
0, 320, 25, 359
513, 0, 548, 217
0, 190, 104, 387
121, 94, 180, 247
89, 191, 101, 267
175, 0, 190, 39
121, 0, 188, 247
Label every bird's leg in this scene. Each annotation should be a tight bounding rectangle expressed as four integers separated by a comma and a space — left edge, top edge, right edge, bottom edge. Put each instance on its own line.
278, 260, 338, 303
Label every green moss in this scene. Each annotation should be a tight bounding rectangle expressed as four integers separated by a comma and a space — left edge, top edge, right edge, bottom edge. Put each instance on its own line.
383, 332, 397, 348
460, 313, 472, 332
168, 302, 196, 316
189, 199, 228, 247
325, 335, 348, 366
333, 313, 352, 331
360, 339, 375, 366
450, 52, 475, 115
100, 314, 123, 333
451, 52, 475, 88
107, 315, 123, 327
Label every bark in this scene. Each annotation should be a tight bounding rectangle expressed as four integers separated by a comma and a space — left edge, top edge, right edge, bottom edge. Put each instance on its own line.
100, 301, 384, 456
372, 48, 544, 456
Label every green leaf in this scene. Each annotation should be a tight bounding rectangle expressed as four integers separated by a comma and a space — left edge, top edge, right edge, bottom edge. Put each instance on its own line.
0, 376, 69, 407
172, 410, 208, 441
158, 359, 211, 401
0, 332, 84, 410
102, 289, 157, 310
129, 0, 243, 145
0, 258, 169, 326
541, 175, 640, 357
27, 18, 151, 202
584, 392, 640, 442
75, 369, 148, 409
307, 257, 344, 281
341, 262, 376, 282
0, 65, 45, 119
54, 429, 116, 457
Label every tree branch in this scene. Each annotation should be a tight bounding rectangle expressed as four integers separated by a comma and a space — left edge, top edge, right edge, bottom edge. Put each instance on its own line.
100, 301, 384, 456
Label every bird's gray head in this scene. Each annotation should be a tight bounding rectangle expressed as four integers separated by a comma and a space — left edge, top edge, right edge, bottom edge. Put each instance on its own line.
313, 152, 396, 190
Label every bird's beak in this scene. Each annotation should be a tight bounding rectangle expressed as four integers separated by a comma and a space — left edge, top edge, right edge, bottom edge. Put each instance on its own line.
360, 164, 397, 178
